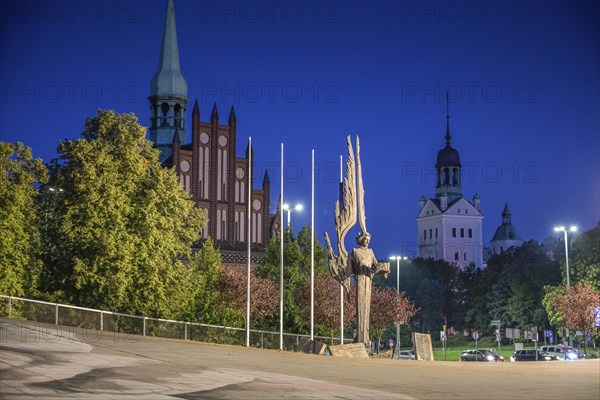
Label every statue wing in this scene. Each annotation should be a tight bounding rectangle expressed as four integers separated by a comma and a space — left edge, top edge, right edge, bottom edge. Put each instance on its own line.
356, 135, 368, 235
325, 135, 357, 294
336, 136, 357, 260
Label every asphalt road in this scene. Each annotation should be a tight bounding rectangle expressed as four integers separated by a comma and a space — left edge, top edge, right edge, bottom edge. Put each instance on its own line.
1, 319, 599, 399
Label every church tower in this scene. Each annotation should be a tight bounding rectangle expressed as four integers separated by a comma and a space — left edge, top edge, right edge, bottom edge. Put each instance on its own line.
435, 96, 462, 203
148, 0, 188, 163
147, 1, 277, 261
490, 203, 523, 255
417, 94, 484, 268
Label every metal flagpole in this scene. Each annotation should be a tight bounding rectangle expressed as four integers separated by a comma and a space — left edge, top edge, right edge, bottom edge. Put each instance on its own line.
310, 149, 315, 342
246, 137, 252, 347
279, 143, 284, 350
339, 154, 344, 345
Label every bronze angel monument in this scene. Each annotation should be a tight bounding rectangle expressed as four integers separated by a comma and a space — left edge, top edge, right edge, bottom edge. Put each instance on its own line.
325, 136, 389, 349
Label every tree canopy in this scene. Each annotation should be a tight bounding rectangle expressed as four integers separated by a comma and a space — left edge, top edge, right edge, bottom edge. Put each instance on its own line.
39, 110, 205, 318
0, 142, 47, 297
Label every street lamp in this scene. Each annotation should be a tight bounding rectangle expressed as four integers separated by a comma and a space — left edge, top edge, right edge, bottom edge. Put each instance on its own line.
282, 203, 303, 230
554, 225, 577, 346
390, 255, 408, 359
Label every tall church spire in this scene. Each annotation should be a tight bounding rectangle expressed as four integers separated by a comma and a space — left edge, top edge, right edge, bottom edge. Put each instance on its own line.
435, 93, 462, 202
150, 0, 187, 98
149, 0, 188, 164
445, 91, 451, 146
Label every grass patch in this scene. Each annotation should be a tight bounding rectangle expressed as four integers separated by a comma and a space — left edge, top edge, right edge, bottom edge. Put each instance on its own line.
429, 336, 539, 361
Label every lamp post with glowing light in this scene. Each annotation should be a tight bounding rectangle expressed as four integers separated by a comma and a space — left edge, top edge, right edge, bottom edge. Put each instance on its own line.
282, 203, 303, 230
554, 225, 577, 346
390, 255, 408, 359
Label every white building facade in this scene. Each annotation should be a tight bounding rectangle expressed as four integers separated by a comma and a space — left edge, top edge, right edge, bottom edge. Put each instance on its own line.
417, 98, 484, 268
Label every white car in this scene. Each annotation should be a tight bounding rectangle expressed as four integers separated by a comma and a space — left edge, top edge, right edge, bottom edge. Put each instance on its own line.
540, 346, 578, 361
398, 350, 416, 360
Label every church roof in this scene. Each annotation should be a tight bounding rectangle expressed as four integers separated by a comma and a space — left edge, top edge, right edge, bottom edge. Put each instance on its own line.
436, 93, 461, 168
418, 196, 482, 218
150, 0, 188, 98
491, 224, 522, 242
436, 145, 461, 168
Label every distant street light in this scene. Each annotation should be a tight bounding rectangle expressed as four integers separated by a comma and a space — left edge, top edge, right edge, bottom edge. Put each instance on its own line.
282, 203, 303, 230
390, 255, 408, 359
554, 225, 577, 346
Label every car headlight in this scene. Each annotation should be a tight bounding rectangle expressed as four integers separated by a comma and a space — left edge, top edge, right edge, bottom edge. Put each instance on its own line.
567, 353, 578, 360
486, 355, 494, 361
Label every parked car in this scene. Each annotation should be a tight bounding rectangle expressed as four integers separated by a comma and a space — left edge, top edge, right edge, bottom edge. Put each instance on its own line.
510, 349, 557, 362
459, 349, 504, 362
540, 345, 579, 361
398, 350, 416, 360
558, 345, 585, 359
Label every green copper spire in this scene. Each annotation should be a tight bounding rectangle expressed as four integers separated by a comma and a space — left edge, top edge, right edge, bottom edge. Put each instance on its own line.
150, 0, 187, 98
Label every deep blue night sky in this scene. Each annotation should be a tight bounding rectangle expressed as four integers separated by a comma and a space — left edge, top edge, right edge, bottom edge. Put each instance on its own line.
1, 0, 598, 259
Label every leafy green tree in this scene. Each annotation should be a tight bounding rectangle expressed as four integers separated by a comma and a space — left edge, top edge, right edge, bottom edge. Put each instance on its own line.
254, 229, 305, 332
506, 257, 560, 328
296, 225, 329, 277
569, 223, 600, 291
542, 285, 567, 337
391, 258, 460, 333
182, 237, 237, 325
484, 242, 560, 329
0, 142, 48, 297
40, 110, 205, 318
459, 263, 486, 331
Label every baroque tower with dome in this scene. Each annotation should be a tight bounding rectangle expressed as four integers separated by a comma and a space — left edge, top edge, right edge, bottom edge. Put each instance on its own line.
490, 203, 523, 255
416, 95, 484, 268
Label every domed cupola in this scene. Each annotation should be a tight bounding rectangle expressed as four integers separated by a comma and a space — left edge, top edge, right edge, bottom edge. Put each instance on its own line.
491, 203, 524, 254
435, 93, 462, 202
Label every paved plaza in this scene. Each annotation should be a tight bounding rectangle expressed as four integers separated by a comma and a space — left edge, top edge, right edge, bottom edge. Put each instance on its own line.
1, 319, 599, 399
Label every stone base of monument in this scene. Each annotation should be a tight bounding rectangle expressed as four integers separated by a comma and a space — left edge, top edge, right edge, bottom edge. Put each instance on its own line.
297, 338, 328, 355
328, 343, 369, 358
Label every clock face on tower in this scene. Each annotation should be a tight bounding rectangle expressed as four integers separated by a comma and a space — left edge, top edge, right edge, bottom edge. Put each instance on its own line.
253, 199, 261, 211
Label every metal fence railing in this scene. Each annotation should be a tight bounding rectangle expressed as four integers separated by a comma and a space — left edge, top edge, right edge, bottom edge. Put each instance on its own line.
0, 295, 349, 351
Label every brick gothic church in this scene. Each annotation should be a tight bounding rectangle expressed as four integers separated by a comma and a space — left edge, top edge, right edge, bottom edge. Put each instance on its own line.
148, 0, 280, 259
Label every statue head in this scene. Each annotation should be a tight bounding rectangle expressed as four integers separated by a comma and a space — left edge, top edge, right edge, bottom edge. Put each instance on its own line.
356, 232, 371, 247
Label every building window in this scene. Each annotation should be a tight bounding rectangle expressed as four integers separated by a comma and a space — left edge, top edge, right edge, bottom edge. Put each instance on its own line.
454, 252, 459, 260
435, 228, 438, 239
468, 228, 472, 238
429, 229, 432, 239
460, 228, 464, 238
452, 228, 456, 237
464, 252, 467, 260
458, 209, 460, 213
423, 230, 427, 240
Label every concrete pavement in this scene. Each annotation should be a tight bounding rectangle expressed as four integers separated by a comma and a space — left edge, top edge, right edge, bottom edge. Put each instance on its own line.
1, 319, 599, 399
